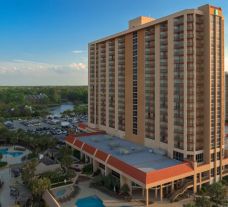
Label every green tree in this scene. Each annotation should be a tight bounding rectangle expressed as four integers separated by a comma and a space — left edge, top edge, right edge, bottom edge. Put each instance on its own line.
208, 182, 226, 206
21, 159, 37, 187
60, 146, 73, 173
195, 196, 211, 207
120, 183, 130, 195
31, 177, 51, 200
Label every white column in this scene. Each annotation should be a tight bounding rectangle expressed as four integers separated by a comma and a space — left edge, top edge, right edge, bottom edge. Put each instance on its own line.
145, 188, 149, 207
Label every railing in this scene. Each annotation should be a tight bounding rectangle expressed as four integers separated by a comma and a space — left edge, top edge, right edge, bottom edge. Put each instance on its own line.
170, 180, 193, 202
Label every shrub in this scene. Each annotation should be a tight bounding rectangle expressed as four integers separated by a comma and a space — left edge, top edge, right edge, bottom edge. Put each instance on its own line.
73, 150, 81, 159
120, 184, 130, 195
41, 169, 75, 184
27, 152, 37, 160
90, 173, 120, 193
222, 176, 228, 185
51, 181, 72, 188
90, 175, 104, 186
82, 164, 93, 175
93, 169, 101, 177
0, 161, 7, 168
104, 174, 113, 190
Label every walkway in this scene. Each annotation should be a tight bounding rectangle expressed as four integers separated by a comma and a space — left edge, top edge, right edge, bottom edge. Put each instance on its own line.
0, 146, 30, 207
0, 167, 16, 207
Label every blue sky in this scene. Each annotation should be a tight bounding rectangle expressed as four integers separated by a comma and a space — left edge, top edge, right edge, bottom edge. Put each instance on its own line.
0, 0, 227, 85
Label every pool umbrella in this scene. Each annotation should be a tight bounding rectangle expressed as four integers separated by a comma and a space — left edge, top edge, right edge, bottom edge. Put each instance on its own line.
75, 195, 105, 207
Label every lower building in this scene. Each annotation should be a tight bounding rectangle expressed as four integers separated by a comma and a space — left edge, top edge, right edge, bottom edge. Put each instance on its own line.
65, 130, 228, 206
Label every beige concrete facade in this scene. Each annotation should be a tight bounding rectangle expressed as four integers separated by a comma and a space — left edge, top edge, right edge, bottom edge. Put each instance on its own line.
88, 4, 227, 204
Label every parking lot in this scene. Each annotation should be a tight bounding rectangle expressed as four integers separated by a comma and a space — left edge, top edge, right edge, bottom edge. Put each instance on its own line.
4, 114, 87, 142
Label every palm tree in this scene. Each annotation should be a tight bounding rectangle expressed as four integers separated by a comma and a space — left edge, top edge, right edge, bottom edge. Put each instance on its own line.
60, 146, 73, 173
21, 160, 37, 186
31, 177, 51, 201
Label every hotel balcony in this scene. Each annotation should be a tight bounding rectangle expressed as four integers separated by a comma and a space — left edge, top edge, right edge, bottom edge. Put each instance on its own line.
174, 28, 184, 33
160, 33, 168, 39
187, 16, 194, 23
160, 26, 168, 32
145, 41, 155, 47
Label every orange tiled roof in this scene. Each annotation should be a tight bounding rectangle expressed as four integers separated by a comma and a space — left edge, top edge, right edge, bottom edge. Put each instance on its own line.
82, 143, 96, 155
74, 139, 84, 149
78, 122, 87, 129
65, 134, 194, 185
95, 150, 109, 162
108, 156, 147, 183
65, 134, 75, 144
146, 162, 193, 184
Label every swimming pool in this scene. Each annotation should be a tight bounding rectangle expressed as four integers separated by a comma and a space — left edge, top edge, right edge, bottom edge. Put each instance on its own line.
0, 148, 23, 157
55, 188, 66, 198
76, 195, 105, 207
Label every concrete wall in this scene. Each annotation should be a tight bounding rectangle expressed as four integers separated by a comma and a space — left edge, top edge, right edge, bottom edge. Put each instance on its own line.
43, 190, 60, 207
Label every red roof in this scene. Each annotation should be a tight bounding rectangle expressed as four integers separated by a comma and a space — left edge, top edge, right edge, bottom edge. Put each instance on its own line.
82, 143, 96, 155
65, 133, 194, 186
74, 139, 84, 149
146, 162, 193, 184
78, 122, 87, 129
108, 156, 146, 183
95, 150, 109, 162
65, 134, 75, 144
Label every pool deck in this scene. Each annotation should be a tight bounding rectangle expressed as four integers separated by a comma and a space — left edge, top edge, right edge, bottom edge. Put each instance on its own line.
0, 146, 30, 207
0, 146, 30, 166
60, 179, 193, 207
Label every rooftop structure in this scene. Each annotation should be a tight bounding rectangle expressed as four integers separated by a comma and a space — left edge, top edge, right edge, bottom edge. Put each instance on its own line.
65, 133, 193, 187
77, 133, 181, 173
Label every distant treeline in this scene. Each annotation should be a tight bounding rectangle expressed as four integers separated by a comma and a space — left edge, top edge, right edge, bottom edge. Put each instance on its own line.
0, 86, 88, 119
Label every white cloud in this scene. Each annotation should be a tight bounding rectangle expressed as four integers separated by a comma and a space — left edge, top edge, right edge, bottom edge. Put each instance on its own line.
0, 59, 87, 74
72, 50, 84, 54
69, 62, 86, 70
0, 59, 88, 85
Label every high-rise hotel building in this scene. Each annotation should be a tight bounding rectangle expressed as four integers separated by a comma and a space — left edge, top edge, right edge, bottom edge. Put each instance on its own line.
88, 4, 224, 166
65, 4, 228, 205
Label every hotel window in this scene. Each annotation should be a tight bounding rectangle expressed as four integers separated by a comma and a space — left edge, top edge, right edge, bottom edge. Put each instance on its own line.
196, 153, 204, 163
217, 151, 220, 160
211, 153, 215, 162
211, 168, 214, 177
173, 151, 184, 161
217, 167, 221, 175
